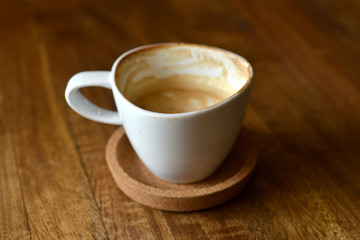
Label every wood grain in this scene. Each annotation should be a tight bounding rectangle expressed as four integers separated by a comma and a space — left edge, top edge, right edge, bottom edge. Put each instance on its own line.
1, 0, 359, 239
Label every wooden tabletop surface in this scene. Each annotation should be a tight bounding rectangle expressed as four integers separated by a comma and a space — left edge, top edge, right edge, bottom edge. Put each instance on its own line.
1, 0, 359, 239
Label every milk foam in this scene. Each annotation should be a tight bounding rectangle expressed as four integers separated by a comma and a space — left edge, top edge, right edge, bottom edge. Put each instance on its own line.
129, 75, 236, 113
115, 44, 251, 113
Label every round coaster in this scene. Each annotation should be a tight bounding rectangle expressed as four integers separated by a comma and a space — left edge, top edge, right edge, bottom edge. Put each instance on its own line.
106, 127, 257, 212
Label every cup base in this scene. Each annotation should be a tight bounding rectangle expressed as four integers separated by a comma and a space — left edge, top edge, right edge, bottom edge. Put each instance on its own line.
105, 127, 257, 212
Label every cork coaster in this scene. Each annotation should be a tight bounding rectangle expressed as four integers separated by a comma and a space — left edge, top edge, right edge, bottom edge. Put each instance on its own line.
106, 127, 257, 212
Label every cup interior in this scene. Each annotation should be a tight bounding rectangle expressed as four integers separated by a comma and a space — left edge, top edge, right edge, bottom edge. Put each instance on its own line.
115, 43, 252, 113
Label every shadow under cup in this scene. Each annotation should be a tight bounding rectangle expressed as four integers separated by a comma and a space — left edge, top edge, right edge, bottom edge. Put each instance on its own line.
114, 44, 252, 114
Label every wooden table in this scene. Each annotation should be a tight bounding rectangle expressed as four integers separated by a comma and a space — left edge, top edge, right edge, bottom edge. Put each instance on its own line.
1, 0, 359, 239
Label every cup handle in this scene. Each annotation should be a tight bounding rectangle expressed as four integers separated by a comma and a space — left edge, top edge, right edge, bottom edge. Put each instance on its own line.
65, 71, 122, 125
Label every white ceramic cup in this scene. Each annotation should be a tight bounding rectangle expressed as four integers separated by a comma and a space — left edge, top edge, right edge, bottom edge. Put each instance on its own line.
65, 43, 253, 183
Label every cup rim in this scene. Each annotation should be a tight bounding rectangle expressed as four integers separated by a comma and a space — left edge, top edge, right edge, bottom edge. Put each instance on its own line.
110, 42, 253, 118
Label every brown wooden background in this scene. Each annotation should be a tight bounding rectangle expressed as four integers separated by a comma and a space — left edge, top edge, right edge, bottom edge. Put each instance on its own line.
1, 0, 359, 239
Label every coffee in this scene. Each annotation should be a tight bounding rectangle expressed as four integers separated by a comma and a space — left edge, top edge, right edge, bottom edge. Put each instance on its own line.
115, 44, 250, 114
127, 75, 237, 113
